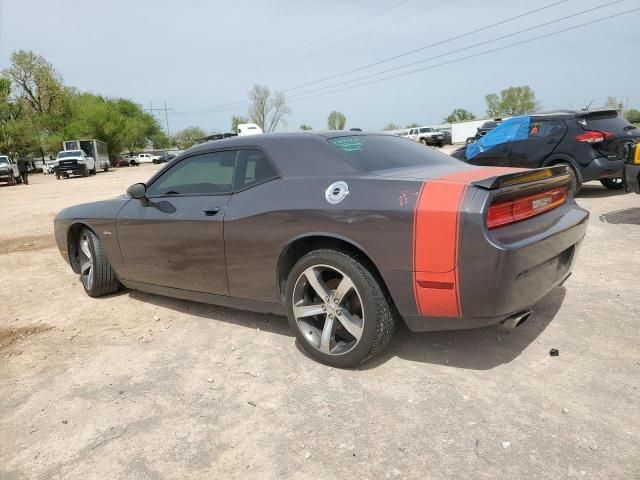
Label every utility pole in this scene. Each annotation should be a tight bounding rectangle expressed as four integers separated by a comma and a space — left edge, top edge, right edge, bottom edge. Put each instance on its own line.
145, 101, 174, 136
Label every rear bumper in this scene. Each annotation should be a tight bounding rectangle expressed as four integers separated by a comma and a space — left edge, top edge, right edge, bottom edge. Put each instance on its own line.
580, 156, 624, 182
623, 164, 640, 194
406, 196, 588, 332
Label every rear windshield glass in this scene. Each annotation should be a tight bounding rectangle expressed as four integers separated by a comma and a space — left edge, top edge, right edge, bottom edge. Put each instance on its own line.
328, 135, 453, 173
579, 113, 634, 132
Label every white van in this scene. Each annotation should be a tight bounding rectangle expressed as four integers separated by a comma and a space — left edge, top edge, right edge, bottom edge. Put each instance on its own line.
237, 123, 263, 136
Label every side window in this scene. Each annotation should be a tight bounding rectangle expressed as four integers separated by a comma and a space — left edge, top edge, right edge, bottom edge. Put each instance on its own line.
234, 149, 278, 190
148, 150, 237, 196
530, 119, 565, 138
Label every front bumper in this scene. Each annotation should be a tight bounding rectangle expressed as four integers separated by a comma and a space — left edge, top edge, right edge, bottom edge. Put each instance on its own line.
0, 172, 13, 181
580, 156, 624, 183
55, 164, 86, 175
624, 163, 640, 194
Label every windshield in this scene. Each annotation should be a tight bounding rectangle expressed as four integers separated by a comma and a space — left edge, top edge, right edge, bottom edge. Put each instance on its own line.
0, 157, 9, 164
328, 135, 453, 173
57, 150, 83, 159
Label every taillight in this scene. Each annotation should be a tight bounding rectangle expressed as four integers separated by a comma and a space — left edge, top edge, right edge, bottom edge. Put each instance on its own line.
487, 186, 568, 229
575, 130, 614, 143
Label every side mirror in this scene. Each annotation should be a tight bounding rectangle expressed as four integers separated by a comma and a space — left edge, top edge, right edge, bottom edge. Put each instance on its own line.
127, 182, 147, 200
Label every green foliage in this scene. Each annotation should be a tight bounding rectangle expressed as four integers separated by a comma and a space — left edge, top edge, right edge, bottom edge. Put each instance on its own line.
405, 123, 420, 128
625, 108, 640, 124
485, 86, 537, 116
444, 108, 476, 123
383, 122, 400, 131
0, 50, 165, 157
172, 127, 207, 149
299, 124, 313, 131
327, 111, 346, 130
231, 115, 249, 133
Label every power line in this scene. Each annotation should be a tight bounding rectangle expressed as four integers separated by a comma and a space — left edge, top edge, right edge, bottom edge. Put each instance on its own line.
285, 0, 626, 101
145, 101, 174, 136
286, 7, 640, 105
175, 0, 569, 115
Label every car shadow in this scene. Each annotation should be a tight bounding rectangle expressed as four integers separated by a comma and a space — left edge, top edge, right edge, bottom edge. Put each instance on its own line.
577, 183, 627, 198
124, 284, 566, 370
127, 290, 292, 337
599, 207, 640, 225
359, 286, 566, 371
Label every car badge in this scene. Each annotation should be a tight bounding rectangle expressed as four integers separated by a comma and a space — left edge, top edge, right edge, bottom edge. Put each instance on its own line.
325, 181, 349, 204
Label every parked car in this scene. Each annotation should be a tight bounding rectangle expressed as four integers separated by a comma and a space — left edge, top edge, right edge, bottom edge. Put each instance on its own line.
623, 140, 640, 194
406, 127, 446, 147
63, 139, 110, 172
440, 128, 452, 145
451, 111, 640, 193
0, 155, 20, 185
54, 133, 588, 367
54, 150, 96, 179
153, 153, 176, 164
132, 153, 160, 165
467, 120, 502, 144
114, 157, 130, 168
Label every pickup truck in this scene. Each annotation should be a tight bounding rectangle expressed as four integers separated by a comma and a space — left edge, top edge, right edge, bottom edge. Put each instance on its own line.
54, 150, 96, 179
406, 127, 446, 147
131, 153, 161, 165
0, 155, 20, 185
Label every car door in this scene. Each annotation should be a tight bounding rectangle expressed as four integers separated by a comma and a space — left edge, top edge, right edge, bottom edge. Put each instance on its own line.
116, 149, 237, 295
508, 118, 566, 168
466, 142, 511, 167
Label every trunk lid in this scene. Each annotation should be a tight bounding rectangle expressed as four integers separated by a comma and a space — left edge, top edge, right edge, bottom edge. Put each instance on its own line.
576, 110, 640, 160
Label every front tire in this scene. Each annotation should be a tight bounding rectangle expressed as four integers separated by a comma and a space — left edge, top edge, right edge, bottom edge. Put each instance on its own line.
77, 228, 120, 297
600, 178, 624, 190
285, 249, 395, 368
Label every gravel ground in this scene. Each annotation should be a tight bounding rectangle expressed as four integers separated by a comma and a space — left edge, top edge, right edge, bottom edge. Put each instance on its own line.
0, 161, 638, 479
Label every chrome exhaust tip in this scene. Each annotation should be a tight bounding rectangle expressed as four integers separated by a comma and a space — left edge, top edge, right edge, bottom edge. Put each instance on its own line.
502, 310, 533, 330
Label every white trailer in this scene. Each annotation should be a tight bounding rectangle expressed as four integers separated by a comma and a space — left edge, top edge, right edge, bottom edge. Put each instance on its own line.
63, 139, 110, 171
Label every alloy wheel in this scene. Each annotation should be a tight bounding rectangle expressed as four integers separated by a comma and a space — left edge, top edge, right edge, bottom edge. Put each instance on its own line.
292, 264, 364, 355
79, 234, 94, 290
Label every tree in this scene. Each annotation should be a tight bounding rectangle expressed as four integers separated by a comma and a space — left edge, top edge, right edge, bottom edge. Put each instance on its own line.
443, 108, 476, 123
625, 108, 640, 124
248, 84, 290, 132
231, 115, 249, 133
485, 86, 538, 116
405, 122, 420, 128
327, 111, 346, 130
383, 122, 400, 131
299, 124, 313, 130
172, 127, 207, 149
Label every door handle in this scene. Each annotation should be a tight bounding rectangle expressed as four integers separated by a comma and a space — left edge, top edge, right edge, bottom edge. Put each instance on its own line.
202, 208, 220, 216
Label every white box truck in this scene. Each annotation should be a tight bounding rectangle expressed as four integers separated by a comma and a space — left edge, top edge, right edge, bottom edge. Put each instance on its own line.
63, 139, 110, 172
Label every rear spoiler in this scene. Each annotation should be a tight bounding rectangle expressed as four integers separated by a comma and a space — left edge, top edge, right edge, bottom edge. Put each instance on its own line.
472, 166, 570, 190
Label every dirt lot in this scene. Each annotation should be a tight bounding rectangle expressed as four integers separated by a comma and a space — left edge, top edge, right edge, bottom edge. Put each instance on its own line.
1, 162, 639, 479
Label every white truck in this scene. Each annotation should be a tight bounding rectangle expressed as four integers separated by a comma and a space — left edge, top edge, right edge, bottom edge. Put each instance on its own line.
406, 126, 446, 147
54, 150, 96, 179
63, 139, 110, 171
130, 153, 161, 165
0, 155, 20, 185
237, 123, 263, 136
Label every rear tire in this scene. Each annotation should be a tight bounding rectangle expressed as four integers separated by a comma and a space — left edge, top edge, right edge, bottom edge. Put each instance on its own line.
76, 228, 121, 298
285, 249, 395, 368
600, 178, 624, 190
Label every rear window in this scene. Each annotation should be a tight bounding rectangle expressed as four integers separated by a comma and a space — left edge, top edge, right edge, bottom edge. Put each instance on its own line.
328, 135, 452, 173
578, 113, 634, 132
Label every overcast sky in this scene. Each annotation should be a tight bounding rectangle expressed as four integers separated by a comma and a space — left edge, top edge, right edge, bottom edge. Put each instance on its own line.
0, 0, 638, 133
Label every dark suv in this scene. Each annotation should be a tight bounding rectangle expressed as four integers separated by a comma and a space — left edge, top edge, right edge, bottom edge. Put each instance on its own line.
452, 110, 639, 192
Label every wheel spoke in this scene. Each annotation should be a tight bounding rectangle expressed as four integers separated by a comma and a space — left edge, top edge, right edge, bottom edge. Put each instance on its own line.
333, 276, 355, 305
80, 238, 92, 259
80, 260, 92, 274
293, 303, 325, 319
319, 316, 335, 354
336, 310, 363, 341
302, 267, 330, 301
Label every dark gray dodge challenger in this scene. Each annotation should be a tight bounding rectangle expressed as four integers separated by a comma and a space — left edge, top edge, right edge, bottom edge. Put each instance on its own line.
55, 132, 589, 367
